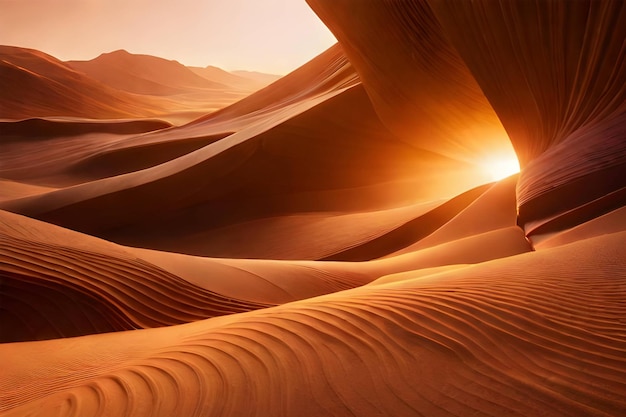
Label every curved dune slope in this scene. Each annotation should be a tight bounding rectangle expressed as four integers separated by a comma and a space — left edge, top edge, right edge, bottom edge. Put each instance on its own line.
0, 127, 186, 189
391, 174, 520, 256
0, 171, 532, 343
0, 233, 272, 342
0, 117, 171, 137
535, 205, 626, 250
1, 56, 492, 257
0, 209, 376, 330
322, 182, 493, 261
191, 43, 359, 129
0, 210, 271, 343
18, 45, 355, 188
0, 180, 56, 203
1, 232, 624, 416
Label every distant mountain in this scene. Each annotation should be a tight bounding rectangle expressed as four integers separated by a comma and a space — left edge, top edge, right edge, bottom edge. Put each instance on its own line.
231, 70, 282, 87
190, 66, 281, 90
0, 46, 284, 123
0, 46, 165, 119
67, 50, 229, 96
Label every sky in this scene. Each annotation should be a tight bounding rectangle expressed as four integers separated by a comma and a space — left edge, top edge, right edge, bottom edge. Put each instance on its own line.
0, 0, 337, 75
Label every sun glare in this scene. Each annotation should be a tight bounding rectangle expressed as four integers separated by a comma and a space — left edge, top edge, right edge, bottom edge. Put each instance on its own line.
482, 155, 521, 182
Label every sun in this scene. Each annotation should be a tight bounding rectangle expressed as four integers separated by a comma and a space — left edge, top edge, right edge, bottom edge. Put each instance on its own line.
481, 155, 521, 182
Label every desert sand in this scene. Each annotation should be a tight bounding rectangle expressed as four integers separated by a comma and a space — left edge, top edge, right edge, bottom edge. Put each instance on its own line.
1, 0, 625, 416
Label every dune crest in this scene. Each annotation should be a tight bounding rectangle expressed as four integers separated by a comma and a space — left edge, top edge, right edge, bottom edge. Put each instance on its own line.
1, 44, 498, 257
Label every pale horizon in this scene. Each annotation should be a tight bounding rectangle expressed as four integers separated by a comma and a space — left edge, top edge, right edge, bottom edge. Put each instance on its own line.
0, 0, 337, 75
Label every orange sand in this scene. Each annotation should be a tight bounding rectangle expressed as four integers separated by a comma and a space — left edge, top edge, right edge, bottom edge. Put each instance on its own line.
1, 1, 625, 416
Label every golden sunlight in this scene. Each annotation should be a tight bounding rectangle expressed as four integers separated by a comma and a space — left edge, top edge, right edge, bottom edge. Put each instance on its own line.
481, 154, 521, 182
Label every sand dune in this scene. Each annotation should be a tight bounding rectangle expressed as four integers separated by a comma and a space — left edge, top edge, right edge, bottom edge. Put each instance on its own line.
0, 170, 532, 344
533, 205, 626, 250
1, 125, 177, 188
323, 182, 494, 261
389, 174, 520, 256
0, 180, 57, 203
1, 0, 625, 416
0, 210, 271, 343
0, 188, 530, 342
0, 117, 171, 137
1, 232, 623, 416
190, 43, 359, 129
1, 64, 491, 257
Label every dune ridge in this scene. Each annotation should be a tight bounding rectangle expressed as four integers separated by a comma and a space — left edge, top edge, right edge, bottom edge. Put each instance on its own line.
322, 182, 494, 261
0, 117, 171, 137
0, 210, 372, 308
0, 172, 532, 344
0, 210, 272, 343
1, 63, 491, 257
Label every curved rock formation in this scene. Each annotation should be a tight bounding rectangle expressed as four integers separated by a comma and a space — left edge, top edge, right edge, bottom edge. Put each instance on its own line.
308, 0, 626, 239
306, 0, 515, 166
429, 0, 626, 238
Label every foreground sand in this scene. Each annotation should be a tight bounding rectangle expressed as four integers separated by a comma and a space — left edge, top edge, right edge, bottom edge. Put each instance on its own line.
1, 0, 625, 416
1, 231, 624, 416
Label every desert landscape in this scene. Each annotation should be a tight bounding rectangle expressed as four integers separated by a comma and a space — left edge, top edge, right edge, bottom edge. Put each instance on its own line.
1, 0, 625, 416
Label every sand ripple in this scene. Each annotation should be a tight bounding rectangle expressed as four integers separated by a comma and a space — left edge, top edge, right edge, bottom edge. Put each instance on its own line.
1, 233, 624, 416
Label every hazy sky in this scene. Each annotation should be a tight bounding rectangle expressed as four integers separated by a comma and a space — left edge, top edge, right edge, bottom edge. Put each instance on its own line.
0, 0, 337, 74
